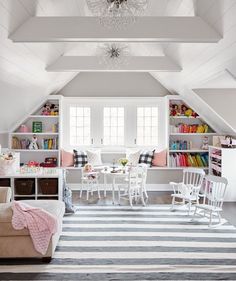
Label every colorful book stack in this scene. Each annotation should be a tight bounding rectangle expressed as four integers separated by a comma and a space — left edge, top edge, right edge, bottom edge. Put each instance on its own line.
170, 123, 209, 133
42, 138, 58, 150
170, 140, 192, 150
170, 153, 209, 168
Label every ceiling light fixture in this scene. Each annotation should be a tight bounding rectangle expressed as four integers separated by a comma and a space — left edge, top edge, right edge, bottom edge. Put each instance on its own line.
86, 0, 148, 29
98, 43, 130, 69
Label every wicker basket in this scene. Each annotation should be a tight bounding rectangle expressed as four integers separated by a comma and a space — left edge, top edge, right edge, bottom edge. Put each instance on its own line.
39, 178, 58, 195
15, 179, 34, 195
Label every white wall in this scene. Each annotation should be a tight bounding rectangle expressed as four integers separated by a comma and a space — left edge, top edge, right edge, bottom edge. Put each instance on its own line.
194, 89, 236, 133
59, 72, 170, 97
0, 133, 8, 148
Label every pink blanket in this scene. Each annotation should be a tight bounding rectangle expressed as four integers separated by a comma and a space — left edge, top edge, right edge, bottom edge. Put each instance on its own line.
11, 201, 58, 255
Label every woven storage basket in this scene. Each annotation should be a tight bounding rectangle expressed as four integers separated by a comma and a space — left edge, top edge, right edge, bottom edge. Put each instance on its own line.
15, 179, 34, 195
39, 178, 58, 195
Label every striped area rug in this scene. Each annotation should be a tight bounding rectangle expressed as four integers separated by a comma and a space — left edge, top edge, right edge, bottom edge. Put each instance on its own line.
1, 205, 236, 280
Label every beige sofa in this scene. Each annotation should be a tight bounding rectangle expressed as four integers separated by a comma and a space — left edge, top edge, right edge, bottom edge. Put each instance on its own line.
0, 187, 65, 262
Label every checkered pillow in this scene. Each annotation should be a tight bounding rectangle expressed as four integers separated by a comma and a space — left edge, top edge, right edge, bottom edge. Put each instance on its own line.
73, 150, 88, 167
139, 150, 154, 167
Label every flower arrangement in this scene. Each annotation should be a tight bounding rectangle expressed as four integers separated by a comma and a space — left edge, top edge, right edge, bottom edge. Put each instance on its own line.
0, 152, 15, 175
119, 158, 129, 167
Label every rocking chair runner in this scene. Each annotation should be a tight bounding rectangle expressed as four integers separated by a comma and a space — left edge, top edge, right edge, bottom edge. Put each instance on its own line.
170, 168, 205, 215
193, 175, 228, 227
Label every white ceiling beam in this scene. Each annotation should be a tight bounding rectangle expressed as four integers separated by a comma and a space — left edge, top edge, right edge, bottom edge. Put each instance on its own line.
46, 56, 181, 72
10, 16, 221, 43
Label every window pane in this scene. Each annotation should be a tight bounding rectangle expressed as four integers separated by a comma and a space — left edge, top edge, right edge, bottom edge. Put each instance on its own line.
137, 107, 158, 146
70, 107, 91, 145
103, 107, 124, 145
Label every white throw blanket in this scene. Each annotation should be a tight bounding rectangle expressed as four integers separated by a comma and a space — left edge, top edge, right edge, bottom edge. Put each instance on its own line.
11, 201, 58, 255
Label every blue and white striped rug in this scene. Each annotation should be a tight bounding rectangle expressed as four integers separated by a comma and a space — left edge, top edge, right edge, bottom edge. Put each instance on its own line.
1, 205, 236, 280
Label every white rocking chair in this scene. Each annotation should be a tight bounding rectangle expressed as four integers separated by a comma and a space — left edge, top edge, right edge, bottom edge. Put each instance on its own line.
170, 168, 205, 215
118, 166, 146, 207
193, 175, 228, 227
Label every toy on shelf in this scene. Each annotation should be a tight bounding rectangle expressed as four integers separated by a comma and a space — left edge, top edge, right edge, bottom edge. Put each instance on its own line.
42, 103, 51, 115
40, 157, 57, 168
170, 102, 199, 118
18, 124, 29, 133
201, 136, 209, 150
29, 135, 39, 150
170, 103, 180, 116
41, 102, 59, 116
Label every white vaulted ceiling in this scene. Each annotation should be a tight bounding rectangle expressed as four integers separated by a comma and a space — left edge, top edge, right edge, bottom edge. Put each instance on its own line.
0, 0, 236, 133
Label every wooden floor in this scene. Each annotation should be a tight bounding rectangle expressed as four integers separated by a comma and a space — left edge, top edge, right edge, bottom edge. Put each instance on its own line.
72, 191, 236, 227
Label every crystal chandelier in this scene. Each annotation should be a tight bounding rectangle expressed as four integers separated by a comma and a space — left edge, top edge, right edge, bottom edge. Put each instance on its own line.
86, 0, 148, 29
98, 43, 130, 69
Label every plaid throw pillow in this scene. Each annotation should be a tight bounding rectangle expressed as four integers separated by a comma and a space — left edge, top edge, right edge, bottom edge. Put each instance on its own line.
73, 150, 88, 167
139, 150, 154, 167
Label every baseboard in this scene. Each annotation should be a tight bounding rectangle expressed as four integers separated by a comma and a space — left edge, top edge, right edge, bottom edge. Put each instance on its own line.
68, 183, 172, 192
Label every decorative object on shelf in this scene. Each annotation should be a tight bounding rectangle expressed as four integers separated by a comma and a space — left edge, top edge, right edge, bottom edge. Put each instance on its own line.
201, 136, 209, 150
32, 121, 42, 133
29, 135, 39, 150
40, 157, 57, 168
221, 135, 236, 148
0, 152, 15, 175
19, 124, 29, 133
118, 158, 128, 173
99, 43, 130, 69
12, 137, 22, 149
86, 0, 148, 29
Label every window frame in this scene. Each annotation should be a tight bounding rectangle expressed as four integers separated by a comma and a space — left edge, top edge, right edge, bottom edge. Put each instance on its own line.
63, 97, 167, 151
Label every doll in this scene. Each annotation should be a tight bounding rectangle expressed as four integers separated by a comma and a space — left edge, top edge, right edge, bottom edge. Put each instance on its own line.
29, 135, 39, 150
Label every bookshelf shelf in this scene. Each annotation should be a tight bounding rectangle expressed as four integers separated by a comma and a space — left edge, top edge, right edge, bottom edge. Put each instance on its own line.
10, 133, 59, 136
29, 115, 59, 118
169, 150, 208, 153
12, 149, 59, 152
170, 133, 217, 136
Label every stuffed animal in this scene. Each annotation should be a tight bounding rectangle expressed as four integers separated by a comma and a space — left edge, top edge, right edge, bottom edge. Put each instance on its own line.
201, 136, 209, 150
170, 104, 179, 116
191, 111, 198, 118
181, 105, 188, 116
84, 163, 93, 173
185, 108, 193, 117
42, 103, 51, 115
50, 104, 59, 116
28, 135, 39, 150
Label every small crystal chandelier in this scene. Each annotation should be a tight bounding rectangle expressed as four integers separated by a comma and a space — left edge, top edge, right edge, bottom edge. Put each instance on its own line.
86, 0, 148, 29
98, 43, 130, 69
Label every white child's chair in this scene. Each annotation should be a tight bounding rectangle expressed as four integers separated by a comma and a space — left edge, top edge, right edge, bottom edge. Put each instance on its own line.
193, 175, 228, 227
118, 166, 146, 207
170, 168, 205, 215
80, 167, 100, 200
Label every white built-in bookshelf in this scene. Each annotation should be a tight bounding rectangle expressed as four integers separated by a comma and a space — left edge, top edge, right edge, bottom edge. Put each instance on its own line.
167, 97, 216, 170
9, 95, 62, 167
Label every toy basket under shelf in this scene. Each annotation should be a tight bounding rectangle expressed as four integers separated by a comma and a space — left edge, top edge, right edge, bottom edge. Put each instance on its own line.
38, 178, 58, 195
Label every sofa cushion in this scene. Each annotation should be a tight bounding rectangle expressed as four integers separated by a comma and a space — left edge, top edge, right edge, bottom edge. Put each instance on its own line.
0, 200, 65, 237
